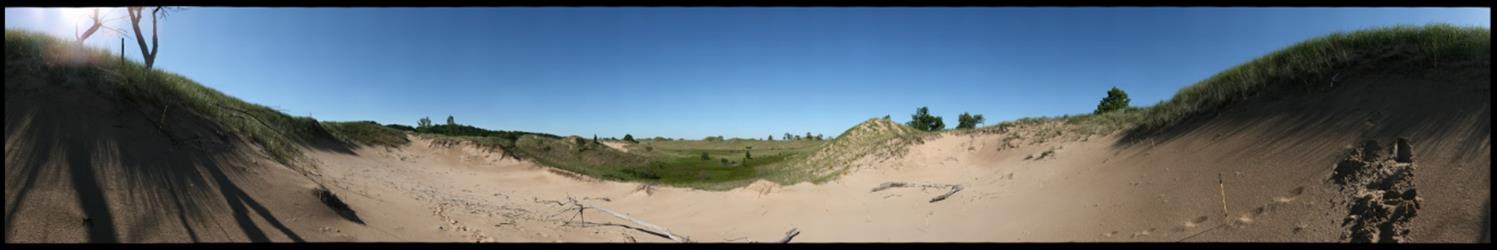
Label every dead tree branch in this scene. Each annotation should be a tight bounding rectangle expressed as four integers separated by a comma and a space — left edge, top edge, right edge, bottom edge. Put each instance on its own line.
558, 197, 689, 242
871, 182, 964, 203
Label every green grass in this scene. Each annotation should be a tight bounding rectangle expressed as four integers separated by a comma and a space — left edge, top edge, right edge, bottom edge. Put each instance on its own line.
965, 24, 1490, 141
487, 135, 826, 190
767, 118, 926, 184
6, 29, 339, 166
323, 121, 410, 148
1129, 24, 1489, 134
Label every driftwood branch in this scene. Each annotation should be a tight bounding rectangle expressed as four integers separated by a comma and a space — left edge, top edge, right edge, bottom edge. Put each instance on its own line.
559, 197, 688, 242
871, 182, 964, 203
732, 227, 801, 243
778, 227, 800, 243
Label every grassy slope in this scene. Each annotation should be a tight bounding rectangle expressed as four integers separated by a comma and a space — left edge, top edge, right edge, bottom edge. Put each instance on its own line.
322, 121, 410, 148
775, 24, 1490, 186
961, 24, 1489, 140
769, 118, 925, 184
6, 29, 343, 166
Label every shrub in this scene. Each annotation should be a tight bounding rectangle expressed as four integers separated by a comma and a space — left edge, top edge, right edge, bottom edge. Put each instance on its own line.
623, 134, 636, 143
957, 112, 985, 129
1095, 87, 1131, 114
384, 123, 416, 132
907, 106, 946, 131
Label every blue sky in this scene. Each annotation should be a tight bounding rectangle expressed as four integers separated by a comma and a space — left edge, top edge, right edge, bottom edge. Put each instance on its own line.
5, 7, 1490, 139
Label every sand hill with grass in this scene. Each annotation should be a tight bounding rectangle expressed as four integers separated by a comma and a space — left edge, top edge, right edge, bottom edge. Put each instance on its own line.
5, 24, 1489, 243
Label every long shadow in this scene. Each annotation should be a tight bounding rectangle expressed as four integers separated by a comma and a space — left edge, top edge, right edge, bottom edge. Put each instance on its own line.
6, 74, 313, 243
65, 128, 117, 243
200, 156, 305, 242
1482, 199, 1491, 243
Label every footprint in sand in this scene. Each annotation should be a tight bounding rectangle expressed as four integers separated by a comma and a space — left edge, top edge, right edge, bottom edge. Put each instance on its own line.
1130, 228, 1157, 238
1185, 216, 1210, 228
1273, 186, 1307, 203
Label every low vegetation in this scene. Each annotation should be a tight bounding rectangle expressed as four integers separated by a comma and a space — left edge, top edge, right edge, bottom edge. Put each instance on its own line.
322, 121, 410, 148
7, 29, 335, 166
906, 106, 946, 131
1127, 24, 1489, 135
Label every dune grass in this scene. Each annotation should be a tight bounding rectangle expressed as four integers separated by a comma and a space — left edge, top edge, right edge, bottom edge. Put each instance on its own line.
322, 121, 411, 148
1128, 24, 1489, 135
7, 29, 339, 166
965, 24, 1490, 141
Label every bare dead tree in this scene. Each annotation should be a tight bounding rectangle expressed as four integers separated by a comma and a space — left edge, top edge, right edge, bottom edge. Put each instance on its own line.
127, 7, 180, 68
76, 9, 128, 44
76, 9, 104, 42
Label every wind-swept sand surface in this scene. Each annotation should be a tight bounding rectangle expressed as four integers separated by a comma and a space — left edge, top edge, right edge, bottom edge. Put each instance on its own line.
5, 42, 1488, 242
299, 70, 1491, 242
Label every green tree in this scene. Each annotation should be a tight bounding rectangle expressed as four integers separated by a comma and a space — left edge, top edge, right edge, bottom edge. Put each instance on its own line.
783, 133, 793, 141
957, 112, 985, 129
623, 134, 636, 143
417, 117, 432, 130
907, 106, 945, 131
1095, 86, 1131, 114
768, 135, 774, 141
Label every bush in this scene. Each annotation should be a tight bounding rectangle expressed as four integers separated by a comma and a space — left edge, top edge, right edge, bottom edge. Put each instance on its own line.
623, 134, 636, 143
907, 106, 945, 131
957, 112, 985, 129
384, 123, 416, 132
1095, 87, 1131, 114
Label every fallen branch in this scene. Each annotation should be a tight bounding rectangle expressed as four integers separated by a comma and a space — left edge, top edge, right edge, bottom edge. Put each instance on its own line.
871, 182, 964, 203
778, 227, 800, 243
560, 197, 688, 242
734, 227, 802, 243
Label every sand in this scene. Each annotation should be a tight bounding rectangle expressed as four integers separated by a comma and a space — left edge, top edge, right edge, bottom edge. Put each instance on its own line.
6, 68, 1488, 242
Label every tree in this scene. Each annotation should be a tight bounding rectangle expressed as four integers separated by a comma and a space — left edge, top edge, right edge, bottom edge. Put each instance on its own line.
75, 9, 123, 43
127, 7, 176, 69
417, 117, 432, 130
744, 146, 753, 160
815, 134, 824, 140
768, 135, 774, 141
623, 134, 636, 143
805, 132, 813, 140
593, 134, 599, 144
957, 112, 985, 129
1095, 86, 1131, 114
783, 133, 793, 141
907, 106, 945, 131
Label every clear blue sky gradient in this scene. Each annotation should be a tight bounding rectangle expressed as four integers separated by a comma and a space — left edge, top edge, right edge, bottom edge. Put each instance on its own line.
5, 7, 1490, 139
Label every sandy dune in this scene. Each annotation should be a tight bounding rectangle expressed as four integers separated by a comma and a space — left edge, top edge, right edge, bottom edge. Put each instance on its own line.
5, 66, 1488, 242
291, 71, 1486, 242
